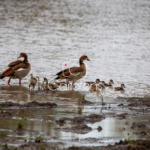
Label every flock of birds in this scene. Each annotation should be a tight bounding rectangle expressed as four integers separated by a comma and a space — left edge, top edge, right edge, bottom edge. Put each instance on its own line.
0, 52, 125, 92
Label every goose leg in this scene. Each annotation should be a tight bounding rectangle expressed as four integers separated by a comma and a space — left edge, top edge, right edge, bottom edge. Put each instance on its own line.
19, 79, 21, 85
8, 78, 11, 85
72, 82, 75, 89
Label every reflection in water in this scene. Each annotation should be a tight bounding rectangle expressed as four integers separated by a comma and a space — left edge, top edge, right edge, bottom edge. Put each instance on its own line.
0, 85, 149, 146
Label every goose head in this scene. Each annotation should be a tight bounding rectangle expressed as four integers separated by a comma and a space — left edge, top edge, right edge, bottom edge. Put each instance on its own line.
121, 84, 125, 88
95, 79, 100, 84
101, 81, 105, 85
79, 55, 90, 64
109, 79, 114, 85
43, 77, 48, 84
18, 53, 28, 59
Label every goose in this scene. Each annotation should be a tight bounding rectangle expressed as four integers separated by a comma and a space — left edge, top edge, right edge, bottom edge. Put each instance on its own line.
85, 81, 95, 86
90, 79, 101, 92
29, 74, 37, 91
0, 53, 31, 85
55, 55, 90, 88
42, 77, 49, 90
104, 79, 114, 87
115, 84, 125, 91
42, 77, 59, 90
100, 81, 106, 88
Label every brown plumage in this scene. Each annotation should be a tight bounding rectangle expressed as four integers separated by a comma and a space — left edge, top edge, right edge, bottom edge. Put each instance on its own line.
115, 84, 125, 91
29, 74, 37, 91
0, 53, 31, 85
42, 77, 59, 90
104, 79, 114, 87
55, 55, 90, 88
90, 79, 101, 92
85, 81, 95, 86
42, 77, 49, 90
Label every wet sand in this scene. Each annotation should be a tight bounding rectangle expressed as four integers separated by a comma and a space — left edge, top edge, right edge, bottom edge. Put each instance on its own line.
0, 88, 150, 149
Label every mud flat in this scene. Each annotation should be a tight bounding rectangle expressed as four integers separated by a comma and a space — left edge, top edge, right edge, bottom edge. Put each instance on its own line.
0, 101, 57, 109
64, 140, 150, 150
0, 111, 13, 118
56, 114, 105, 125
54, 124, 92, 134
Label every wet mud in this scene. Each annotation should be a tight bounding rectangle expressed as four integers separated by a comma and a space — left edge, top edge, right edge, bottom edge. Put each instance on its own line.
54, 124, 92, 134
0, 101, 57, 109
127, 97, 150, 107
0, 111, 13, 118
80, 99, 94, 105
56, 114, 105, 125
65, 140, 150, 150
131, 122, 146, 130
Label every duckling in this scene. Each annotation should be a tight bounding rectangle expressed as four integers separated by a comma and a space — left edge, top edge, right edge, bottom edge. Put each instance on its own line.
49, 83, 59, 90
42, 77, 49, 90
29, 74, 37, 91
104, 79, 114, 87
55, 81, 66, 86
100, 81, 106, 88
115, 84, 125, 91
85, 81, 95, 86
86, 79, 100, 86
90, 79, 101, 92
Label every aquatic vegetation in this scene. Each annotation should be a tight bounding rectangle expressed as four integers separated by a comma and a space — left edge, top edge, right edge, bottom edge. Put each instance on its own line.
16, 117, 27, 129
0, 105, 4, 113
29, 132, 47, 143
36, 76, 41, 90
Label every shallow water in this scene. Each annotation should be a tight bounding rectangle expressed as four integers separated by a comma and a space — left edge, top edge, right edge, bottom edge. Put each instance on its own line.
0, 0, 150, 148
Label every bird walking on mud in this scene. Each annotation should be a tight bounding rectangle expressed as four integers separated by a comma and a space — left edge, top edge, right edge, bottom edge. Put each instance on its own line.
0, 53, 31, 85
29, 74, 37, 91
55, 55, 90, 89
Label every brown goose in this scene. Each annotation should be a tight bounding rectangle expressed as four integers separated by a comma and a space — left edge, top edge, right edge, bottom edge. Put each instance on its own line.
115, 84, 125, 91
42, 77, 59, 90
55, 55, 90, 88
86, 79, 100, 86
85, 81, 95, 86
42, 77, 49, 90
0, 53, 31, 85
104, 79, 114, 87
29, 74, 37, 91
90, 79, 101, 92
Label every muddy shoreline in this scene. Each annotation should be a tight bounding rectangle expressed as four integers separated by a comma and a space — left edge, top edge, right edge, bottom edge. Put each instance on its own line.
0, 101, 57, 109
0, 97, 150, 150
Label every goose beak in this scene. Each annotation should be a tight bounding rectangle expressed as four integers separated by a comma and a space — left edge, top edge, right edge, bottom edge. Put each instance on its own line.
18, 54, 22, 59
87, 58, 90, 61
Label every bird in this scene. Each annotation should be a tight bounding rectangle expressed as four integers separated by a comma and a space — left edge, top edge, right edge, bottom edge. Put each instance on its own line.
90, 79, 101, 92
55, 55, 90, 89
85, 81, 95, 86
86, 78, 100, 86
100, 81, 106, 88
104, 79, 114, 87
29, 74, 37, 91
115, 84, 125, 91
42, 77, 49, 90
0, 53, 31, 85
42, 77, 59, 90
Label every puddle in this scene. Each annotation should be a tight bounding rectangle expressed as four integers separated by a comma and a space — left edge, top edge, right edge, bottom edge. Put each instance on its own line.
0, 85, 150, 149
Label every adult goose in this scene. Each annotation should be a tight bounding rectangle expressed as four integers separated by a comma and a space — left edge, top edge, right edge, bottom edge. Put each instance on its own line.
0, 53, 31, 85
55, 55, 90, 88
